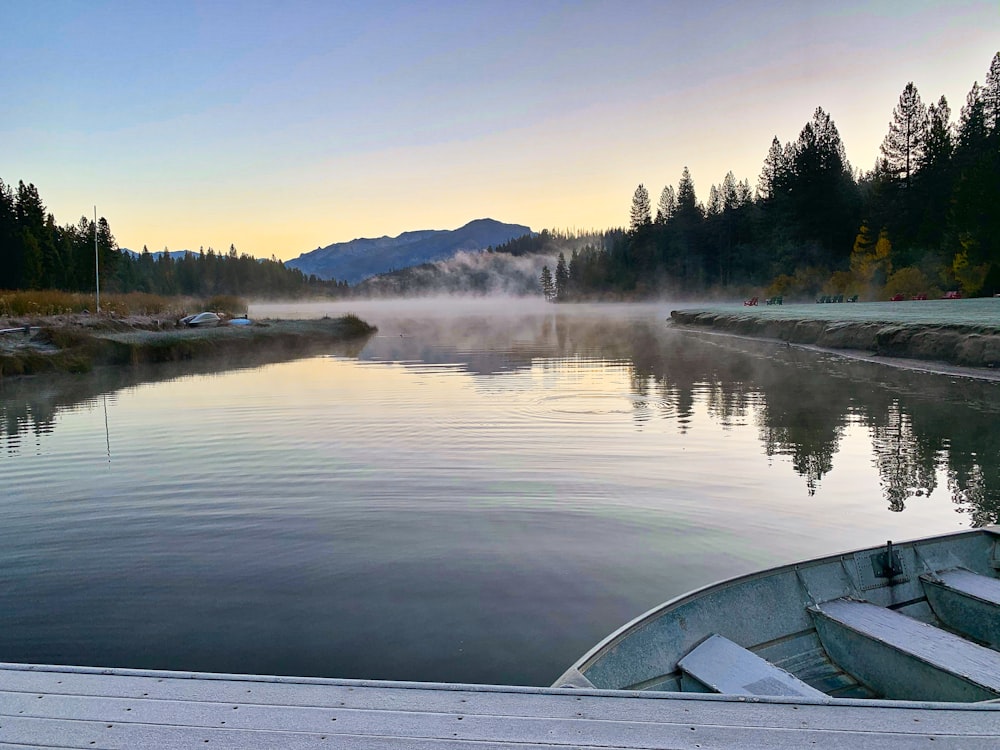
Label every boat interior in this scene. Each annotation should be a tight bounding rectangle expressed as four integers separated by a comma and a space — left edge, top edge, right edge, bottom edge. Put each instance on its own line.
557, 528, 1000, 703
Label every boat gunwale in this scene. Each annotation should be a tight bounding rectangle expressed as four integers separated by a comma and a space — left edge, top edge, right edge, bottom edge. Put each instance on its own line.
566, 526, 1000, 685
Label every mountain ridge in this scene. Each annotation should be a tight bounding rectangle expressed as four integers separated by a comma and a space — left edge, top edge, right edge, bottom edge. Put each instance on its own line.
286, 218, 532, 283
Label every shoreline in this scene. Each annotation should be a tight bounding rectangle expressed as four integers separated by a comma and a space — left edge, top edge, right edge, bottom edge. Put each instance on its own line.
669, 303, 1000, 372
0, 314, 377, 378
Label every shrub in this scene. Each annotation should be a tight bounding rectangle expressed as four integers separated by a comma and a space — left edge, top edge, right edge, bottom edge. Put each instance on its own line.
203, 295, 248, 316
883, 267, 938, 300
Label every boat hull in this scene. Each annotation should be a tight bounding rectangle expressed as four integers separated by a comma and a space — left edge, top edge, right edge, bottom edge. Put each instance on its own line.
555, 527, 1000, 705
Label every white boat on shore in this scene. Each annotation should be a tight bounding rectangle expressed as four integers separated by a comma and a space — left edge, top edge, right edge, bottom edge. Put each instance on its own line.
554, 527, 1000, 705
179, 311, 221, 327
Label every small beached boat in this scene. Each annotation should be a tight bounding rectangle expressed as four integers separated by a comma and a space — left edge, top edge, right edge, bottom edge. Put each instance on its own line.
179, 311, 222, 327
554, 527, 1000, 705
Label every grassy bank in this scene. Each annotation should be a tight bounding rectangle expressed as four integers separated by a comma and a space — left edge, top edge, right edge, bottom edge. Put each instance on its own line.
0, 314, 376, 378
670, 299, 1000, 369
0, 290, 248, 319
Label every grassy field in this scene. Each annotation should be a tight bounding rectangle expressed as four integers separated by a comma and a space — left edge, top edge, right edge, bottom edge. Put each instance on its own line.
674, 298, 1000, 329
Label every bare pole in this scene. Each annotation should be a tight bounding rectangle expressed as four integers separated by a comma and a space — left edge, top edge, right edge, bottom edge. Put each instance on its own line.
94, 206, 100, 313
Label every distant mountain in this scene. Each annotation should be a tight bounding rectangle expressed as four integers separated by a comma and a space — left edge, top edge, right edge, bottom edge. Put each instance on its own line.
285, 218, 532, 283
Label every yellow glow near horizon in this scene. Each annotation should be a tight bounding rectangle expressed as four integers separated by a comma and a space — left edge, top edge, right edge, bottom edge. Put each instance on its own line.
5, 2, 998, 261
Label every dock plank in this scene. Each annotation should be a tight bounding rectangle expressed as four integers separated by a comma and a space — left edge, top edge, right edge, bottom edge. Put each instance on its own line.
3, 671, 997, 735
1, 663, 999, 748
2, 715, 1000, 750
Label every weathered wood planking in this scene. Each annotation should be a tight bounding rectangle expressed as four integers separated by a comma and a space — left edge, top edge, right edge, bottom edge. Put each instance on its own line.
2, 663, 999, 749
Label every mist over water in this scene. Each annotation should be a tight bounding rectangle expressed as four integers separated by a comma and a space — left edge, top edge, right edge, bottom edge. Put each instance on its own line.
1, 299, 997, 686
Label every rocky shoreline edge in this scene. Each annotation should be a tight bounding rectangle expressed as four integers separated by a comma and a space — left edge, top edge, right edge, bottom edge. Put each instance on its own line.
669, 309, 1000, 370
0, 315, 378, 378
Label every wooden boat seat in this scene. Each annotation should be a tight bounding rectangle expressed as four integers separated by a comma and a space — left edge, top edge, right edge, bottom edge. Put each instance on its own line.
677, 634, 827, 698
921, 568, 1000, 648
810, 598, 1000, 702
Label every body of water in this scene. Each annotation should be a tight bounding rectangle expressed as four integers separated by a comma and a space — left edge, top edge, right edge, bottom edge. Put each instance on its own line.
2, 299, 998, 686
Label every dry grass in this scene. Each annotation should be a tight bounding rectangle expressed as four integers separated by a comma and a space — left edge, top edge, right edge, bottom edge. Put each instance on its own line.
0, 291, 249, 319
203, 295, 248, 316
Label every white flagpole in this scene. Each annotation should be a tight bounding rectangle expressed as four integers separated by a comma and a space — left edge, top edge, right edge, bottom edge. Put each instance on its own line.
94, 206, 100, 313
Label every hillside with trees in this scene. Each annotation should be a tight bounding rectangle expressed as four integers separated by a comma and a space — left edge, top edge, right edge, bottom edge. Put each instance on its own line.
547, 52, 1000, 302
4, 52, 998, 303
0, 183, 344, 299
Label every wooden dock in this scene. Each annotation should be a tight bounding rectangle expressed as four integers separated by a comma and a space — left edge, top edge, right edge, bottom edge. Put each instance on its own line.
2, 662, 999, 748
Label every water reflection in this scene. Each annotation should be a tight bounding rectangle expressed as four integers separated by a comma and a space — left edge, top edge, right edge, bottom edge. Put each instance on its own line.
0, 335, 370, 457
639, 330, 1000, 522
354, 308, 1000, 523
3, 308, 999, 524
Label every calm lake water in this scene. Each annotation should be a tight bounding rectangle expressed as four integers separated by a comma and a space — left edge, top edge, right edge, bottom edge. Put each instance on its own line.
2, 299, 998, 687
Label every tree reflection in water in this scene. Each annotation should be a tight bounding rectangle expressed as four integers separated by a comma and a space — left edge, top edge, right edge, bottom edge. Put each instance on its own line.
2, 312, 998, 524
558, 315, 1000, 524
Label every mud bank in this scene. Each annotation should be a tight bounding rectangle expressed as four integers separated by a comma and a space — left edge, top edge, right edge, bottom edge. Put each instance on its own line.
670, 309, 1000, 369
0, 316, 377, 378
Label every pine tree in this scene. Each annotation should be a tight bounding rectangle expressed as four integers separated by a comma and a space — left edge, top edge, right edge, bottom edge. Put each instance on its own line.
787, 107, 858, 262
913, 96, 954, 252
757, 137, 790, 201
629, 184, 651, 232
540, 265, 554, 300
655, 185, 675, 223
982, 51, 1000, 134
952, 79, 1000, 291
921, 96, 954, 170
957, 83, 987, 158
554, 252, 569, 300
0, 179, 17, 289
721, 172, 738, 213
880, 82, 928, 187
675, 167, 700, 222
706, 184, 722, 217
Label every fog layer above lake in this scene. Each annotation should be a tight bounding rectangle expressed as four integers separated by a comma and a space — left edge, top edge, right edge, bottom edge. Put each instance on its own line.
1, 298, 996, 686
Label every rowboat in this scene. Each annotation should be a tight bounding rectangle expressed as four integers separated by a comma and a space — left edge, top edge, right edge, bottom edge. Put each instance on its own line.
554, 527, 1000, 704
179, 311, 221, 327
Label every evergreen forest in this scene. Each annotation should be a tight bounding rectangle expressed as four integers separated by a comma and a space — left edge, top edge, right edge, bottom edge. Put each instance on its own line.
2, 52, 999, 302
0, 184, 344, 299
545, 51, 1000, 302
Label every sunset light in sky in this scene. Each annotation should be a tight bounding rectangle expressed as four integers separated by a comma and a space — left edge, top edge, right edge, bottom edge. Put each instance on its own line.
4, 1, 999, 260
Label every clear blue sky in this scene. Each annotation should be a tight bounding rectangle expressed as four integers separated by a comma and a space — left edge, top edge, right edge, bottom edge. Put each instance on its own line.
3, 1, 998, 259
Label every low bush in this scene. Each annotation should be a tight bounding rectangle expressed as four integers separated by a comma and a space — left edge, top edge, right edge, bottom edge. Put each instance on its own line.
202, 295, 249, 316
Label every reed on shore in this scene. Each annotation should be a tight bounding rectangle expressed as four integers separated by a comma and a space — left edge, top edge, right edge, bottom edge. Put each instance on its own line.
0, 291, 248, 320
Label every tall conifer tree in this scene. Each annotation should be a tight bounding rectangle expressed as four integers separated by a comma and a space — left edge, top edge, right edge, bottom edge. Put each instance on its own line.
881, 83, 928, 187
655, 185, 675, 223
629, 184, 651, 232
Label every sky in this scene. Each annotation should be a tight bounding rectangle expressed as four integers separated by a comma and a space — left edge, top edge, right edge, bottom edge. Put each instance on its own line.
3, 1, 999, 261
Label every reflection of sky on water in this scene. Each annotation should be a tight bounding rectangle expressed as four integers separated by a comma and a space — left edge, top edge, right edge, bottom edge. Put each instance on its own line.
1, 303, 998, 684
3, 306, 999, 526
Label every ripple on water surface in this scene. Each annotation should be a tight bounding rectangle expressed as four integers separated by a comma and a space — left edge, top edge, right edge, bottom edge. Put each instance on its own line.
0, 304, 995, 686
